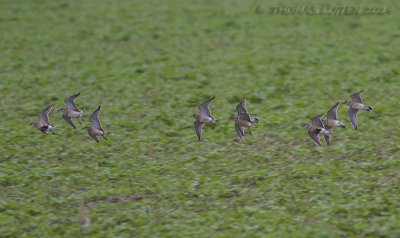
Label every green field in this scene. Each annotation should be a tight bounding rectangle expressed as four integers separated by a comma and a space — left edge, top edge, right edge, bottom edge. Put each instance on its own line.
1, 0, 400, 237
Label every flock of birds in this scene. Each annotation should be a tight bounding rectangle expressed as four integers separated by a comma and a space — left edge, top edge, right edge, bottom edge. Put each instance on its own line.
30, 91, 373, 145
192, 91, 373, 145
30, 93, 109, 143
191, 97, 260, 142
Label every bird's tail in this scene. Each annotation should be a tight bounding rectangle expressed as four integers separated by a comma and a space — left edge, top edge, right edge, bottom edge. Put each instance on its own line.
211, 118, 219, 124
339, 122, 346, 128
365, 105, 373, 111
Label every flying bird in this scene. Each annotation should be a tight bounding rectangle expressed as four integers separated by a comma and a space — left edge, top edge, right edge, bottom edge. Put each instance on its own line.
236, 98, 259, 134
229, 99, 258, 142
84, 106, 108, 143
321, 102, 346, 145
58, 92, 84, 129
228, 115, 256, 142
343, 91, 373, 130
30, 104, 58, 135
191, 96, 218, 141
303, 113, 330, 146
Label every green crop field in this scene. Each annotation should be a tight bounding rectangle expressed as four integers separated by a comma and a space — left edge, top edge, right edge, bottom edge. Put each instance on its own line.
1, 0, 399, 237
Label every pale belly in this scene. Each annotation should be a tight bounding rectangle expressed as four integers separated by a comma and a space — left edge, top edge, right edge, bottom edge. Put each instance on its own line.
319, 127, 329, 134
90, 127, 104, 136
350, 102, 364, 110
198, 115, 213, 123
237, 119, 252, 127
47, 125, 57, 131
66, 109, 82, 118
326, 120, 341, 127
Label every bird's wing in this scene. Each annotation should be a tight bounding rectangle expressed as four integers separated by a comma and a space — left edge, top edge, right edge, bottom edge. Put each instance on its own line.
236, 99, 252, 122
236, 99, 248, 114
64, 92, 80, 111
308, 130, 321, 146
90, 106, 103, 130
350, 91, 363, 103
39, 104, 53, 124
327, 102, 339, 120
311, 114, 324, 127
89, 133, 99, 143
194, 121, 205, 141
235, 123, 244, 142
63, 114, 76, 129
348, 108, 359, 130
198, 96, 215, 117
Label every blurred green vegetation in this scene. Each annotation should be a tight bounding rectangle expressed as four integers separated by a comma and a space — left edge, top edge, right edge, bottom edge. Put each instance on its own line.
1, 0, 399, 237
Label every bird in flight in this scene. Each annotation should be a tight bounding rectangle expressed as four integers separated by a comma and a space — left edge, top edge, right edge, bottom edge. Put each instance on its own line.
303, 113, 330, 146
84, 106, 109, 143
343, 91, 373, 130
192, 96, 218, 141
30, 104, 58, 135
229, 98, 258, 142
322, 102, 346, 145
58, 92, 84, 129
